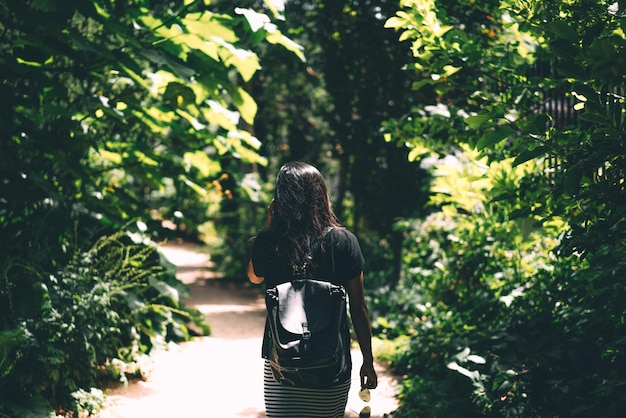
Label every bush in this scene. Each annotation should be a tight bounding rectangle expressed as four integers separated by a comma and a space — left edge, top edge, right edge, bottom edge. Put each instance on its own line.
379, 148, 575, 417
381, 0, 626, 415
199, 170, 270, 280
0, 226, 209, 416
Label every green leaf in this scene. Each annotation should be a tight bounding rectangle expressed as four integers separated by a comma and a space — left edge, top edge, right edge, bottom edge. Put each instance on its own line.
263, 0, 285, 20
512, 146, 548, 167
214, 38, 260, 81
177, 33, 220, 61
133, 150, 159, 166
563, 168, 583, 195
411, 78, 436, 91
182, 12, 238, 43
579, 111, 610, 125
231, 86, 258, 125
0, 328, 23, 378
408, 143, 429, 162
95, 149, 123, 165
531, 114, 551, 134
582, 22, 605, 48
583, 100, 605, 115
549, 39, 579, 59
476, 126, 515, 151
141, 49, 196, 80
149, 277, 180, 305
557, 62, 586, 80
548, 21, 578, 43
265, 30, 306, 62
573, 84, 598, 103
235, 7, 271, 32
163, 82, 196, 107
184, 151, 221, 178
179, 175, 208, 196
7, 394, 55, 418
465, 114, 493, 129
202, 100, 239, 130
384, 13, 410, 29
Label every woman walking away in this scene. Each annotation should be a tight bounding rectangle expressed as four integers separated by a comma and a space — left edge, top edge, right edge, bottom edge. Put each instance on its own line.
248, 161, 378, 418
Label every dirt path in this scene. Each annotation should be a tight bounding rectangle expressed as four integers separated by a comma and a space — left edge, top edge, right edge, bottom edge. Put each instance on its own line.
99, 241, 399, 418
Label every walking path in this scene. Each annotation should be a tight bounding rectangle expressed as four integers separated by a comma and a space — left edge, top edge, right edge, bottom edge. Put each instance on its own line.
99, 241, 399, 418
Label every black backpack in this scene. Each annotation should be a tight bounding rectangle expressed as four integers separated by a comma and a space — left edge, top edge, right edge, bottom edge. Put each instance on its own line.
265, 276, 352, 388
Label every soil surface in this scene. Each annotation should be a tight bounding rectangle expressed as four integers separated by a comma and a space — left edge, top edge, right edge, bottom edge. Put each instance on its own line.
98, 241, 400, 418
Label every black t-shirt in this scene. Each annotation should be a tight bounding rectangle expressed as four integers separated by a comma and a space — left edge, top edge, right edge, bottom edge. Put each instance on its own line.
251, 227, 364, 359
250, 227, 365, 288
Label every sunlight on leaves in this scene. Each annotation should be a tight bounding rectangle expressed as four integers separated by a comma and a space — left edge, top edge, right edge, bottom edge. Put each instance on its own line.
184, 151, 221, 178
265, 30, 306, 62
213, 37, 260, 81
235, 7, 271, 32
263, 0, 286, 20
203, 100, 240, 130
133, 151, 158, 167
183, 12, 238, 43
232, 86, 258, 125
94, 149, 122, 165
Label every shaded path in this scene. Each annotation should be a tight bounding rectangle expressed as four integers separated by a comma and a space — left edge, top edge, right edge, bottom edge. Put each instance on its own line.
99, 241, 399, 417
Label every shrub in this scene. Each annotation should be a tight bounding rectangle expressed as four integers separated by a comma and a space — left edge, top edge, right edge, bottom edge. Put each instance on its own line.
380, 148, 576, 417
0, 227, 209, 416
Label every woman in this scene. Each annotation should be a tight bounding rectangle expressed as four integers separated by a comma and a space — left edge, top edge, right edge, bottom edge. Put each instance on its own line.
248, 161, 377, 417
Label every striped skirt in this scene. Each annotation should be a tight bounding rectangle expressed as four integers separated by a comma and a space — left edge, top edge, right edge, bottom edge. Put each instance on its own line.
263, 360, 351, 418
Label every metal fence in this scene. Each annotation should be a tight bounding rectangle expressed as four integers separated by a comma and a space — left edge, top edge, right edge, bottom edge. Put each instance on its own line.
520, 60, 624, 183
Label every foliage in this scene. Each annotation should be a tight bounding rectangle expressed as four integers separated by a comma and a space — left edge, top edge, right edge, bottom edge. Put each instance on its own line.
382, 0, 537, 158
210, 0, 432, 285
70, 388, 105, 417
0, 0, 288, 234
200, 168, 271, 279
296, 0, 429, 231
381, 0, 626, 416
386, 148, 574, 417
0, 0, 303, 414
0, 227, 208, 415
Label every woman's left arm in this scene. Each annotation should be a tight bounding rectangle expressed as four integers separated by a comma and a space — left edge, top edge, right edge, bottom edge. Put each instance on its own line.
347, 272, 378, 389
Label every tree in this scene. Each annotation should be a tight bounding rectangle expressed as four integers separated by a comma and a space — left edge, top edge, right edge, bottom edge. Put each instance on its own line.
229, 0, 432, 286
0, 0, 301, 414
383, 0, 626, 415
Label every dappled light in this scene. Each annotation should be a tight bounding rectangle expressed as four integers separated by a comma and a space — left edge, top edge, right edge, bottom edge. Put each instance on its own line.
1, 0, 624, 417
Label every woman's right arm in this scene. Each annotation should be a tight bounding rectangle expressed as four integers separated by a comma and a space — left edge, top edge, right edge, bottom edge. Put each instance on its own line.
247, 260, 264, 284
247, 200, 273, 285
347, 272, 378, 389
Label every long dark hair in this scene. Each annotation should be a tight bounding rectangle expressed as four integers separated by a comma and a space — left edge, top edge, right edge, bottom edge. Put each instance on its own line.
269, 161, 340, 270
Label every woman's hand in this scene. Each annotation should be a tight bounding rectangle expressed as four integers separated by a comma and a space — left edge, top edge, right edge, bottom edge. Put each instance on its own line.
360, 362, 378, 389
347, 273, 378, 390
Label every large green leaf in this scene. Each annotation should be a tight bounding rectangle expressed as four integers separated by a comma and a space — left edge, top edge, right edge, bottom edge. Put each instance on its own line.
214, 39, 261, 82
183, 11, 238, 43
0, 328, 23, 378
231, 86, 257, 124
184, 151, 221, 178
548, 21, 579, 43
6, 394, 55, 418
476, 126, 515, 151
265, 30, 306, 62
512, 146, 549, 167
549, 38, 579, 58
465, 114, 493, 129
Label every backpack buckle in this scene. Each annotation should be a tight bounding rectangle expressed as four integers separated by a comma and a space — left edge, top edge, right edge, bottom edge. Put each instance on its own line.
302, 322, 311, 340
301, 322, 311, 353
